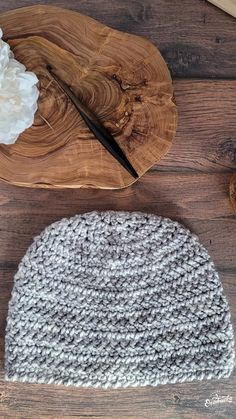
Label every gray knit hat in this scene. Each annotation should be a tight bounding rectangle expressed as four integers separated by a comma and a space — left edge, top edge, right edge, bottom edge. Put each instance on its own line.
5, 211, 235, 388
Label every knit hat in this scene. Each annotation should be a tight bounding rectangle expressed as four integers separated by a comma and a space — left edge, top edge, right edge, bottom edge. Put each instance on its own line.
5, 211, 235, 388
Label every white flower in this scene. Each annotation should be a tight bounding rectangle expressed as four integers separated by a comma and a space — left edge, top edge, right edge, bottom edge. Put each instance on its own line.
0, 28, 39, 144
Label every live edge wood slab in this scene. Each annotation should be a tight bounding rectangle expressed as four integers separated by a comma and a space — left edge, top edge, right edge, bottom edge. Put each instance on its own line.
0, 5, 177, 189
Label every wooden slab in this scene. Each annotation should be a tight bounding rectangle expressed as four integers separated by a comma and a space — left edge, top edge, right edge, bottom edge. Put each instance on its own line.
0, 5, 177, 189
0, 371, 235, 419
1, 0, 236, 78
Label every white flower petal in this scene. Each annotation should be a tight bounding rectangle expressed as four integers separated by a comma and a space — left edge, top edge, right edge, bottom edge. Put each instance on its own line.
0, 27, 39, 145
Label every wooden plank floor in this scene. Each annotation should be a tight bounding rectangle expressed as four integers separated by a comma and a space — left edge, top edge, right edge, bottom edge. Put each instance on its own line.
0, 1, 236, 418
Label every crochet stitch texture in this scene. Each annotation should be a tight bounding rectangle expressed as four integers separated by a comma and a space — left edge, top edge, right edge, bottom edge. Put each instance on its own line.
5, 211, 235, 387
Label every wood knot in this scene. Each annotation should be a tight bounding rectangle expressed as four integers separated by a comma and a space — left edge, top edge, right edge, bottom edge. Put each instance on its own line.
128, 3, 152, 23
215, 36, 222, 44
217, 139, 236, 165
0, 391, 9, 404
112, 74, 131, 90
173, 394, 181, 404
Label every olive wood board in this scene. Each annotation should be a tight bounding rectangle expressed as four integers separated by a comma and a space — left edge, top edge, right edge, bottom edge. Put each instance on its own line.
0, 5, 177, 189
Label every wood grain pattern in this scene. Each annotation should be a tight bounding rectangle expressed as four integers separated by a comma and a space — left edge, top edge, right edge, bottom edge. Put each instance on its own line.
230, 174, 236, 211
0, 5, 177, 189
0, 172, 234, 266
0, 0, 236, 78
161, 80, 236, 173
0, 374, 235, 419
0, 1, 236, 418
